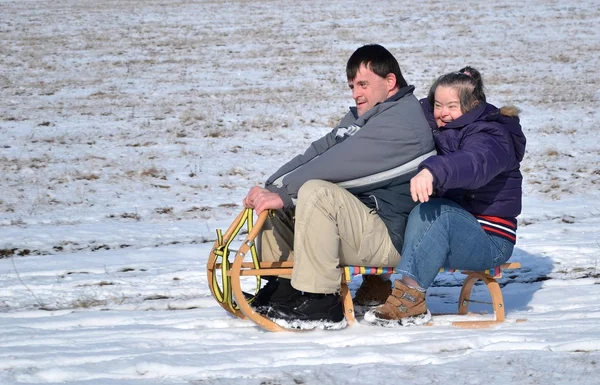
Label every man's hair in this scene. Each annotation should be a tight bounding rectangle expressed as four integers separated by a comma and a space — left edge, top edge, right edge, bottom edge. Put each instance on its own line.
427, 66, 486, 113
346, 44, 408, 89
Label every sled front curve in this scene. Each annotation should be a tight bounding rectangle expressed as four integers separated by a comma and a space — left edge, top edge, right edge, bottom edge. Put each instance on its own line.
207, 209, 259, 319
230, 261, 295, 332
206, 207, 296, 331
227, 211, 295, 332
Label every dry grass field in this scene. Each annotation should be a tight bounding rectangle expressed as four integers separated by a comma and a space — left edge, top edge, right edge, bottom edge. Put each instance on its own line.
1, 1, 599, 256
1, 2, 600, 384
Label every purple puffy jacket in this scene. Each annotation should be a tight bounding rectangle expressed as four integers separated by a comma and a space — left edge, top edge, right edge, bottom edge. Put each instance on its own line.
419, 99, 526, 220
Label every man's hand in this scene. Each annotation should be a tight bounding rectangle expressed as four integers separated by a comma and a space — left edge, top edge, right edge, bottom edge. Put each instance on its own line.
410, 168, 434, 203
243, 186, 265, 208
243, 186, 284, 214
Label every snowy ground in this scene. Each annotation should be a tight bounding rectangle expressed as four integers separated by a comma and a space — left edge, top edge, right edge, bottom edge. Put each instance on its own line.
1, 0, 600, 384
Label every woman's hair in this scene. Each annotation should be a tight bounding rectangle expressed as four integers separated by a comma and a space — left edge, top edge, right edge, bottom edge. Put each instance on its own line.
427, 66, 486, 113
346, 44, 408, 89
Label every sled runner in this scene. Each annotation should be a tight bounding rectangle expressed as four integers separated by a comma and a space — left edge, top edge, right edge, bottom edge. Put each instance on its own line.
207, 208, 522, 331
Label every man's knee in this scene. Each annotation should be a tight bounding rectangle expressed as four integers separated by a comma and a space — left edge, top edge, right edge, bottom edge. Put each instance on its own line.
297, 179, 336, 201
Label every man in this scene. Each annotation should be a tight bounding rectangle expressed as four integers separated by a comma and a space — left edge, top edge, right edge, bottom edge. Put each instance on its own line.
243, 44, 435, 329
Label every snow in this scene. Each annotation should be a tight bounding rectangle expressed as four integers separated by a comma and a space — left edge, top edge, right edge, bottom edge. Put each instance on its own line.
1, 0, 600, 384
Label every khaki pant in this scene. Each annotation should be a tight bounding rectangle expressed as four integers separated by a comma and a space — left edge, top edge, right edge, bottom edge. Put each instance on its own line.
258, 179, 401, 293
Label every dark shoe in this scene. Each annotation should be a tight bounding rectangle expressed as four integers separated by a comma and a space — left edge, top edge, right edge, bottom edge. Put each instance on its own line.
251, 278, 279, 308
267, 292, 346, 330
353, 274, 392, 306
251, 278, 300, 314
268, 278, 301, 304
364, 279, 431, 327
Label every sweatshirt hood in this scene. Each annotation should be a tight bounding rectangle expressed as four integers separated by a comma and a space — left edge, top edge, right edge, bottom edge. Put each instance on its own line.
488, 105, 526, 162
420, 98, 526, 162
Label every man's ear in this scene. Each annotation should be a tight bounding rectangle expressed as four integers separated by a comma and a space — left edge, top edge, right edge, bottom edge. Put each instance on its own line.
386, 73, 397, 91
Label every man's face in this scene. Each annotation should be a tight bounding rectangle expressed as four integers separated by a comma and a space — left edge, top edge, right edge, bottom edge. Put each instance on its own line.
348, 64, 395, 117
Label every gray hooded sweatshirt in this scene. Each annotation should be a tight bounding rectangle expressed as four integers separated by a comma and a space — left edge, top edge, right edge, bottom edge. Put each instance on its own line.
265, 85, 435, 252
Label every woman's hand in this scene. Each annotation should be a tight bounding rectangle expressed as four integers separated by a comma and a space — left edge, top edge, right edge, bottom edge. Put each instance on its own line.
410, 169, 434, 203
243, 186, 284, 214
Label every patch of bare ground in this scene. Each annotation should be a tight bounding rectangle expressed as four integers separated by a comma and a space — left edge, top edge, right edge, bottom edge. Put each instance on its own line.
0, 0, 598, 246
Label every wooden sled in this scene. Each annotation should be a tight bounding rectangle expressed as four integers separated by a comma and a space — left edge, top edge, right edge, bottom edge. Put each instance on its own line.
207, 208, 522, 331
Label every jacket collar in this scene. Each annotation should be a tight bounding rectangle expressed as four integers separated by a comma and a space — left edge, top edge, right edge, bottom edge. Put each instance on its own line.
350, 85, 415, 118
422, 100, 497, 131
440, 102, 489, 130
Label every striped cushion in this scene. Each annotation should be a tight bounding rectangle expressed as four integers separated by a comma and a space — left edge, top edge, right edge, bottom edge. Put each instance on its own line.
343, 265, 504, 281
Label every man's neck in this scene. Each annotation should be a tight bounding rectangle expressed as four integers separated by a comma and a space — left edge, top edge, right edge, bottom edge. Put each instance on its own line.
386, 87, 400, 99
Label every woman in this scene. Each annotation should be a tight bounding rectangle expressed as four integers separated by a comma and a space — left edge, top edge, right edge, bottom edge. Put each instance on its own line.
365, 67, 526, 326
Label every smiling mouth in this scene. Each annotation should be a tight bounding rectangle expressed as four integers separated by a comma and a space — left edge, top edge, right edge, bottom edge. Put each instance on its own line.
437, 119, 451, 127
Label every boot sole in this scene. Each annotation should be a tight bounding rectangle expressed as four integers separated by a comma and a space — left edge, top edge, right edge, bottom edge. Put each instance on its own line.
271, 317, 348, 331
363, 309, 432, 327
353, 304, 385, 316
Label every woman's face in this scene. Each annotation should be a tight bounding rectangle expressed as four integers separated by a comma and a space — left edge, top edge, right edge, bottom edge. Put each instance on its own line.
433, 86, 463, 128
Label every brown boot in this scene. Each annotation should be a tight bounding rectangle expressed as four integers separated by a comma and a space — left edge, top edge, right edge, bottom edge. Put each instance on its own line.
353, 275, 392, 306
364, 279, 431, 326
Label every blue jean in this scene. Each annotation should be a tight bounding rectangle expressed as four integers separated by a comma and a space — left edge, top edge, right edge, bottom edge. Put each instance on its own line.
396, 198, 514, 289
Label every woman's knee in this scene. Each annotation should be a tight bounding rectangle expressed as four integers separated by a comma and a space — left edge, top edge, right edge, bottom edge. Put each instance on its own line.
410, 199, 464, 222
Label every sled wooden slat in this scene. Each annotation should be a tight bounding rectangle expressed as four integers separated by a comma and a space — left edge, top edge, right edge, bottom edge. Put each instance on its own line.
216, 261, 295, 269
231, 268, 294, 277
207, 208, 523, 331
